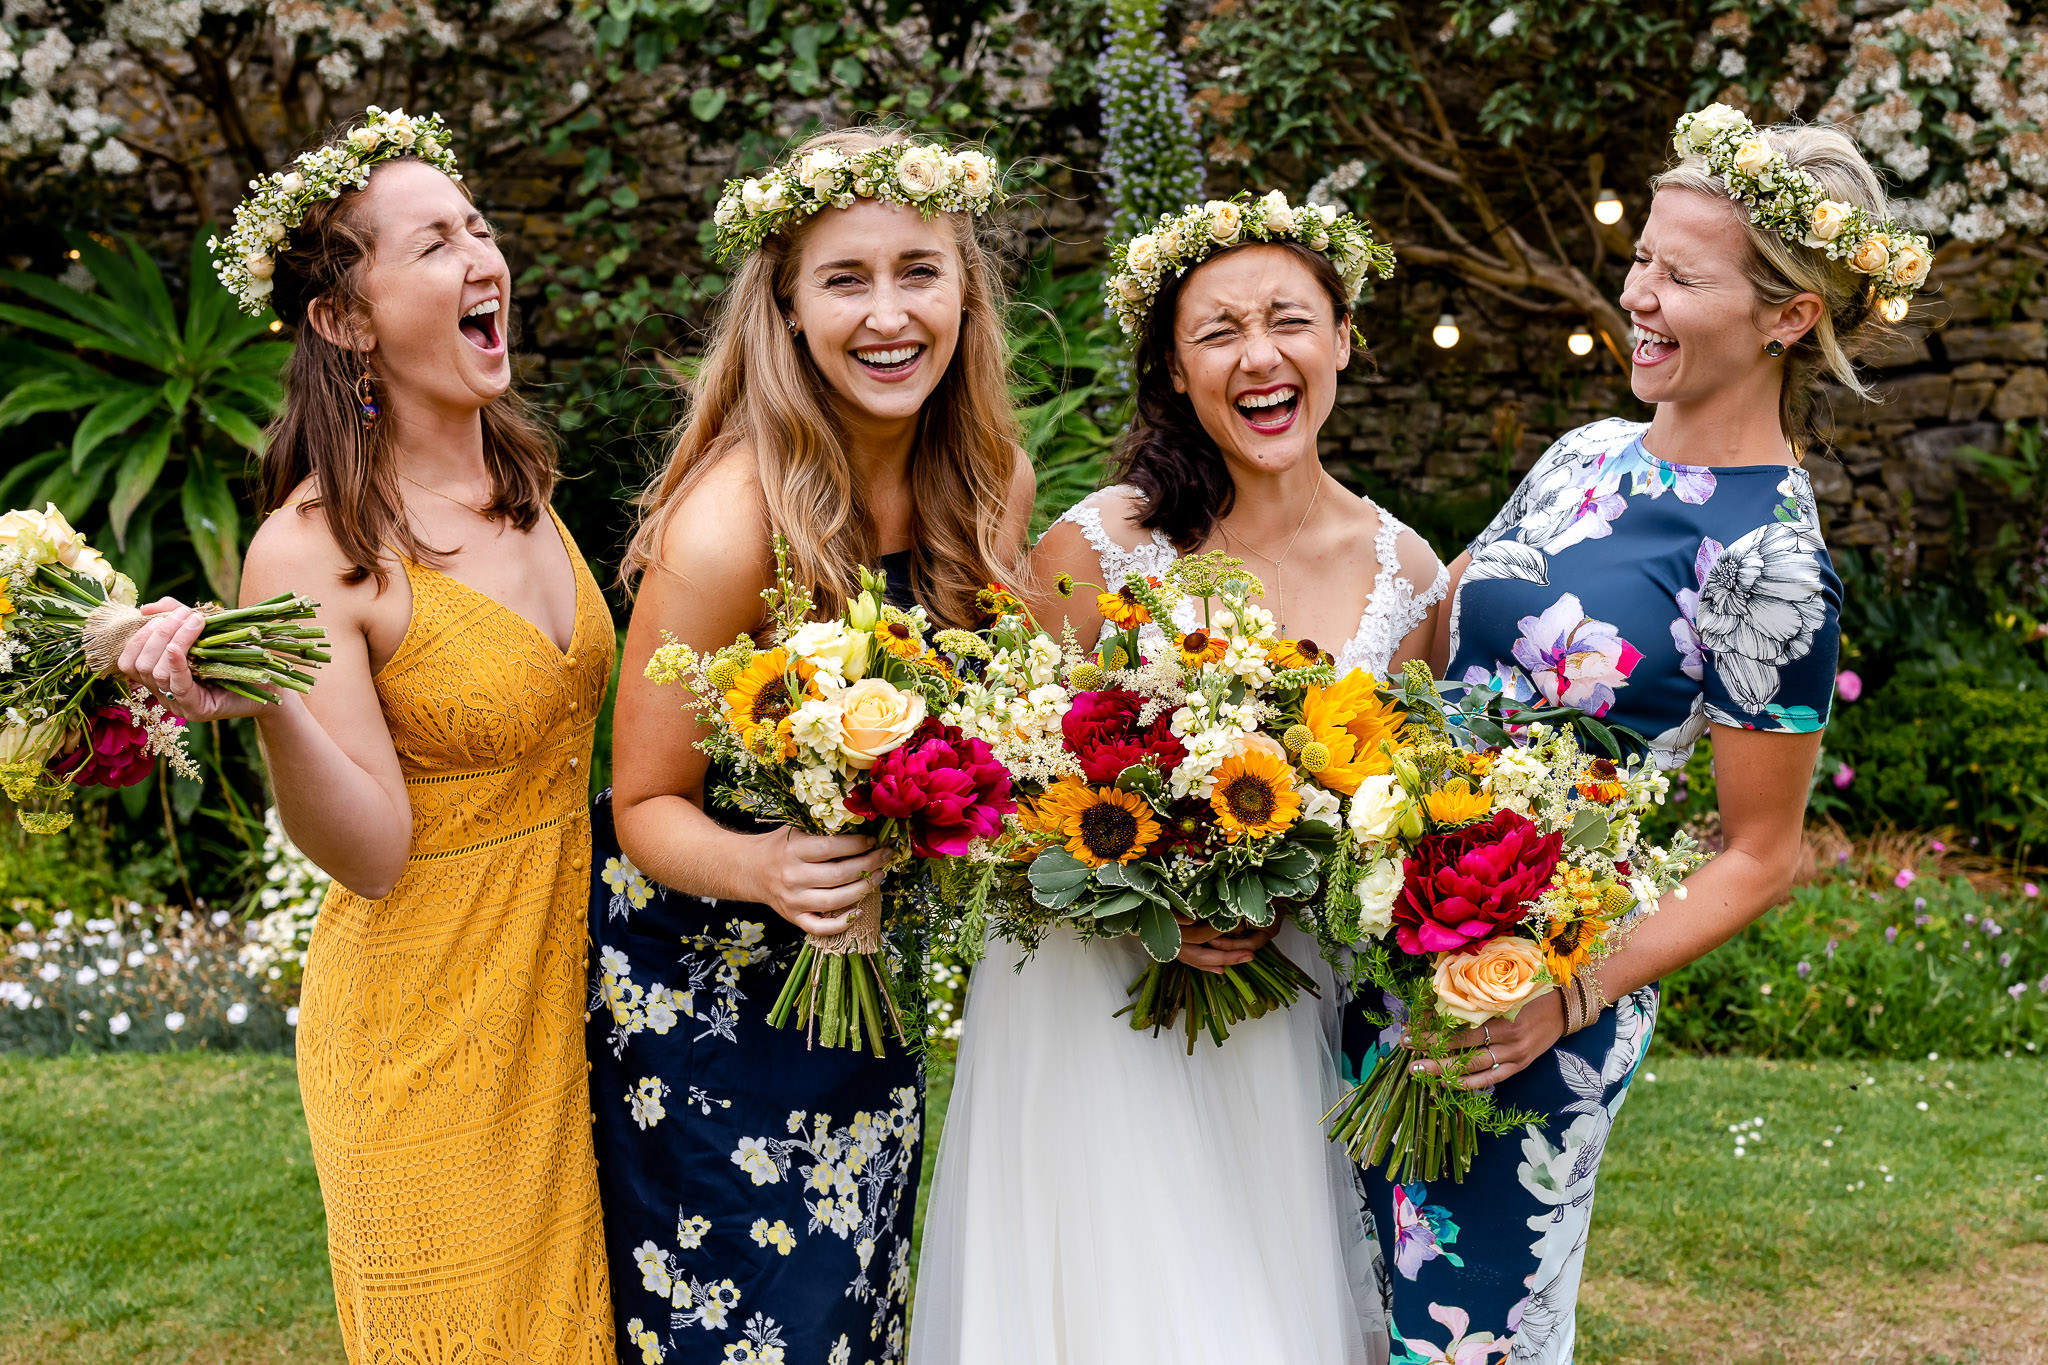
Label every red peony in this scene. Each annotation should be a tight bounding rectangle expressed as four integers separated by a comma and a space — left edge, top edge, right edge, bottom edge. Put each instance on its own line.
48, 703, 173, 789
1061, 688, 1186, 785
1391, 809, 1563, 956
845, 719, 1015, 857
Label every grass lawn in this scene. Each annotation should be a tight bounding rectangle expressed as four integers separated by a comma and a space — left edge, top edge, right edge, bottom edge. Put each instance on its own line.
3, 1052, 2043, 1365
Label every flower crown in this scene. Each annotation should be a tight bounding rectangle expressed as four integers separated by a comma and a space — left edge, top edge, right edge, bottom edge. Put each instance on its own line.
1105, 191, 1398, 345
209, 107, 461, 316
1672, 103, 1933, 322
710, 140, 1004, 264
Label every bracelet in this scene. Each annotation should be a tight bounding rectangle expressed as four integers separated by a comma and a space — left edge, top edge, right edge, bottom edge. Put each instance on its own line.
1560, 975, 1586, 1035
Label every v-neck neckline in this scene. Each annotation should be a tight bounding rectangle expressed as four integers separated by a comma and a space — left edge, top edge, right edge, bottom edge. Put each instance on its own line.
399, 510, 585, 664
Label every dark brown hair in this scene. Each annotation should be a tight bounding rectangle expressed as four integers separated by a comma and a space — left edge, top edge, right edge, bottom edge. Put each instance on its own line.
1116, 240, 1353, 552
258, 145, 558, 587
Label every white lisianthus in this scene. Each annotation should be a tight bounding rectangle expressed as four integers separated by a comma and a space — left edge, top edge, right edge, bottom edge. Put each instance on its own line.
1259, 189, 1295, 233
787, 620, 868, 681
1347, 773, 1409, 843
1803, 199, 1852, 245
1124, 232, 1160, 275
741, 177, 788, 215
1299, 783, 1343, 826
894, 144, 950, 199
948, 149, 995, 198
1205, 200, 1243, 244
1354, 857, 1402, 938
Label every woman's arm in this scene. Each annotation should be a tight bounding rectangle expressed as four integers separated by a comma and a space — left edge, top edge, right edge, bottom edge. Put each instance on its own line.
1428, 551, 1470, 676
609, 464, 889, 933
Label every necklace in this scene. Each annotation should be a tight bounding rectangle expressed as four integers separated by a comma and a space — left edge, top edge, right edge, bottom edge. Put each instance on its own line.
401, 472, 497, 523
1218, 475, 1323, 629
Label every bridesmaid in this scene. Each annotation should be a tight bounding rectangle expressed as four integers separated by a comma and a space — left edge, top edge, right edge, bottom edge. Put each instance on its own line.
115, 113, 614, 1361
1346, 109, 1932, 1360
586, 130, 1032, 1365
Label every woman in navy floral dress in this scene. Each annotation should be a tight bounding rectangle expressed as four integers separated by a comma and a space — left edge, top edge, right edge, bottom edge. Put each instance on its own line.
584, 129, 1033, 1365
1346, 113, 1931, 1362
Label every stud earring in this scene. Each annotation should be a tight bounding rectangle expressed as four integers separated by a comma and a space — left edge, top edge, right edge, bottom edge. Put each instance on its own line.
786, 317, 800, 335
1764, 339, 1786, 358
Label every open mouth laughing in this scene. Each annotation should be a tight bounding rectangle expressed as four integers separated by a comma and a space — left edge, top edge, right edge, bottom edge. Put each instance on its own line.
852, 343, 926, 380
1234, 383, 1300, 433
1631, 324, 1676, 367
459, 296, 504, 354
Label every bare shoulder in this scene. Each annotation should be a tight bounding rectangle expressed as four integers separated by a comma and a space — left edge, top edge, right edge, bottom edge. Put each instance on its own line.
242, 490, 383, 610
643, 447, 774, 623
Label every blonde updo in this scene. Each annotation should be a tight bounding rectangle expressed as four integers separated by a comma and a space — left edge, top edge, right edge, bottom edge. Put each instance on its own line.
1652, 123, 1905, 452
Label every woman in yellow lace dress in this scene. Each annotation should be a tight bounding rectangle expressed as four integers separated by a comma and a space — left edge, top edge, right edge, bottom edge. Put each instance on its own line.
112, 115, 613, 1362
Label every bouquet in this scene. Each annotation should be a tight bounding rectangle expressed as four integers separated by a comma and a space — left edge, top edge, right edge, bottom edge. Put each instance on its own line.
951, 554, 1371, 1051
642, 542, 1015, 1055
1305, 667, 1707, 1183
0, 504, 328, 834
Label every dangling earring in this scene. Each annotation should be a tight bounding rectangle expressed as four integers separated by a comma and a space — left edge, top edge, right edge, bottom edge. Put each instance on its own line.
355, 360, 380, 427
1764, 339, 1787, 358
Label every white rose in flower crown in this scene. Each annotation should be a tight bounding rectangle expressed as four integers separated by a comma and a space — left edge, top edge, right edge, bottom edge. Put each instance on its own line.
1347, 772, 1409, 843
1803, 199, 1852, 246
1849, 234, 1892, 275
894, 144, 950, 200
1156, 227, 1184, 257
1317, 203, 1340, 225
279, 171, 304, 195
348, 126, 381, 152
1124, 233, 1160, 275
948, 149, 995, 198
1354, 857, 1402, 938
1205, 200, 1243, 244
787, 619, 869, 682
833, 678, 926, 769
1432, 936, 1550, 1025
1888, 238, 1932, 289
740, 177, 789, 215
1681, 102, 1749, 153
388, 121, 417, 148
243, 253, 274, 281
713, 194, 740, 227
1259, 189, 1295, 234
795, 148, 847, 195
1730, 135, 1774, 179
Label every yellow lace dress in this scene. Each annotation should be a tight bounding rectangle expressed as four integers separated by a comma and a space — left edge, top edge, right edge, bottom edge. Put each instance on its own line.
295, 510, 615, 1364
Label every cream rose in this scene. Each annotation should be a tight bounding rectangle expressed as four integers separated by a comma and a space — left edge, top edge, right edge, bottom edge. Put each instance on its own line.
278, 171, 305, 195
1259, 189, 1295, 234
949, 149, 995, 198
1731, 135, 1775, 179
418, 134, 441, 159
0, 720, 75, 768
1850, 234, 1892, 274
1354, 857, 1402, 939
1432, 936, 1550, 1025
1803, 199, 1852, 245
243, 253, 274, 281
1205, 200, 1243, 244
67, 545, 120, 592
787, 619, 869, 682
1681, 102, 1749, 153
1347, 772, 1409, 843
108, 571, 139, 608
387, 121, 417, 148
1116, 273, 1147, 302
795, 148, 847, 195
1230, 730, 1288, 761
833, 678, 927, 769
348, 126, 381, 152
1124, 233, 1160, 275
1888, 238, 1932, 289
0, 503, 82, 569
895, 144, 950, 200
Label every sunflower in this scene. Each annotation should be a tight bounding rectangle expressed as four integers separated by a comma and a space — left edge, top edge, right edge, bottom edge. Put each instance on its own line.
1209, 747, 1303, 840
1096, 584, 1152, 629
1015, 778, 1095, 854
1059, 785, 1162, 866
1576, 757, 1627, 804
1422, 779, 1492, 827
1297, 671, 1411, 795
1176, 628, 1228, 670
1266, 637, 1326, 671
722, 649, 814, 747
1462, 748, 1498, 779
873, 618, 923, 660
1541, 913, 1601, 984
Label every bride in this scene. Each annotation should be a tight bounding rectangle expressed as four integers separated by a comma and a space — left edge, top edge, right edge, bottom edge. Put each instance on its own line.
910, 195, 1443, 1364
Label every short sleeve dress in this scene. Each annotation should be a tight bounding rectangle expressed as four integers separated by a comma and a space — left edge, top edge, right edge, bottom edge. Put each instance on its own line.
1343, 417, 1842, 1363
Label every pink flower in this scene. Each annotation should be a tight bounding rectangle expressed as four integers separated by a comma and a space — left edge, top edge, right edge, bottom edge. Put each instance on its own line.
1930, 840, 1946, 853
1835, 670, 1863, 703
2025, 883, 2040, 898
1894, 868, 1916, 889
47, 704, 172, 789
845, 719, 1014, 858
1391, 810, 1564, 956
1832, 764, 1854, 790
1061, 688, 1186, 784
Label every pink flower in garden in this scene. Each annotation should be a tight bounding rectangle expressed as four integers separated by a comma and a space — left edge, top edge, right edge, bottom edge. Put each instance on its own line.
1833, 764, 1855, 790
2026, 884, 2040, 898
1894, 869, 1916, 889
1835, 670, 1863, 703
46, 703, 172, 789
1930, 840, 1946, 853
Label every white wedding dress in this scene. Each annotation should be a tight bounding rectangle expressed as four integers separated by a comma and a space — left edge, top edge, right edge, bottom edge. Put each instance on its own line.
909, 487, 1448, 1365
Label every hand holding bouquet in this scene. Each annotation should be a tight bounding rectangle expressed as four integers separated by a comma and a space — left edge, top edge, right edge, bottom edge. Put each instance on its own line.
0, 504, 328, 833
1306, 666, 1706, 1182
642, 541, 1015, 1055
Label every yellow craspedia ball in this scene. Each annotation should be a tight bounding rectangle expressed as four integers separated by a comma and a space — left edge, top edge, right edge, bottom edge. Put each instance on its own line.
706, 658, 744, 692
1069, 661, 1104, 691
1282, 723, 1314, 754
1602, 883, 1638, 917
1100, 643, 1130, 671
1298, 740, 1332, 773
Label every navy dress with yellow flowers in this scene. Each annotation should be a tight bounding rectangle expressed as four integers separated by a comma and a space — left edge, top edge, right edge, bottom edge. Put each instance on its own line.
1343, 417, 1841, 1364
588, 552, 925, 1365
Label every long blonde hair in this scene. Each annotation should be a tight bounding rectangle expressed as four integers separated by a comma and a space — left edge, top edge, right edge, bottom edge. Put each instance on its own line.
1651, 123, 1900, 453
625, 128, 1021, 629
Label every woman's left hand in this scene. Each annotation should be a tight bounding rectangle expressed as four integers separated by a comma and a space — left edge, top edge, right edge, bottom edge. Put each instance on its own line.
1175, 917, 1281, 973
1406, 990, 1568, 1090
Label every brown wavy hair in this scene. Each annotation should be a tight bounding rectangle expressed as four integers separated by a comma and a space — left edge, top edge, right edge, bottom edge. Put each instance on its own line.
258, 135, 558, 588
623, 128, 1021, 630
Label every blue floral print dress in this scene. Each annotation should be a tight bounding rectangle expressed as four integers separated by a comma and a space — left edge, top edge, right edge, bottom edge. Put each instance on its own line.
586, 553, 924, 1365
1344, 417, 1841, 1363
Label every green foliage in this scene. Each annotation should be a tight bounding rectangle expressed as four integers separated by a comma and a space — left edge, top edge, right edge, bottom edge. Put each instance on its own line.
1956, 419, 2048, 619
0, 233, 286, 602
1659, 871, 2047, 1059
1006, 254, 1124, 534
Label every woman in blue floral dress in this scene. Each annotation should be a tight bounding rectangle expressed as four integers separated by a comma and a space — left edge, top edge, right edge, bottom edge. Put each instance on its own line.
1346, 110, 1935, 1362
584, 130, 1033, 1365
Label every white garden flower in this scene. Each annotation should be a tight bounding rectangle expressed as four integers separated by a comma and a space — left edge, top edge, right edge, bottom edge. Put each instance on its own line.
1355, 858, 1403, 938
108, 1011, 131, 1035
226, 1001, 249, 1025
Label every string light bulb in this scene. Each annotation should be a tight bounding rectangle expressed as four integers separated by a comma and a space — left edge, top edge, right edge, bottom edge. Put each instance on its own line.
1880, 296, 1910, 323
1567, 327, 1594, 356
268, 319, 284, 333
1431, 312, 1461, 349
65, 249, 81, 260
1594, 189, 1624, 226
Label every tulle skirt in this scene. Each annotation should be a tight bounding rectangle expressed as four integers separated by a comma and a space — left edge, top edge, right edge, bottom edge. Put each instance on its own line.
910, 922, 1390, 1365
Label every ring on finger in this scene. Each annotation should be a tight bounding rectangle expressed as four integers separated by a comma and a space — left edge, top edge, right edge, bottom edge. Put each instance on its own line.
1485, 1045, 1502, 1071
1481, 1022, 1493, 1045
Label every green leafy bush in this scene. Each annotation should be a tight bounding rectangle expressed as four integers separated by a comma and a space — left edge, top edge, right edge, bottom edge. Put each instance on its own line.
1658, 872, 2048, 1060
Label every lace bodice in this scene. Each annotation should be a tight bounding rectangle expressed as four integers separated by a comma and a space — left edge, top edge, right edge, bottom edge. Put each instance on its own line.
1052, 486, 1449, 677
